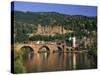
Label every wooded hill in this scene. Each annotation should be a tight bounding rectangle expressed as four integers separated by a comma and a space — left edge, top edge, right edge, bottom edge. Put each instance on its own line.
14, 11, 97, 31
13, 11, 97, 42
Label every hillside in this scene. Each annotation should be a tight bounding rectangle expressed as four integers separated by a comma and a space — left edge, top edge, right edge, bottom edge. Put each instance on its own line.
12, 11, 97, 42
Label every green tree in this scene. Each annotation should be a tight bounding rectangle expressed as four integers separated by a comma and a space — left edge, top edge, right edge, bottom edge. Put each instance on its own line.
14, 50, 26, 73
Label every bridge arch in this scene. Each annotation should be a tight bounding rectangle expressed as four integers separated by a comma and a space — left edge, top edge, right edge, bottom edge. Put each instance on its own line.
53, 46, 63, 53
38, 45, 50, 53
20, 46, 34, 59
57, 46, 63, 52
20, 46, 34, 53
66, 47, 73, 51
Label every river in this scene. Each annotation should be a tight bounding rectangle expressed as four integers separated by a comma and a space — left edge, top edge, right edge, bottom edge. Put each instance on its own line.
22, 51, 96, 73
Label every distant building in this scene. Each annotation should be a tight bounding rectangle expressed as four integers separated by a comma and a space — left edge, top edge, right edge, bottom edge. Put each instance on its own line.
37, 24, 67, 35
28, 24, 73, 37
72, 36, 76, 48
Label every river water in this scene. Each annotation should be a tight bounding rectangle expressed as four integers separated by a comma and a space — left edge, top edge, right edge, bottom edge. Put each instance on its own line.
22, 52, 96, 73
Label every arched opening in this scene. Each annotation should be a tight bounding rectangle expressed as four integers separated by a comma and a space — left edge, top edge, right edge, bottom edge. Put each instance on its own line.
71, 48, 73, 51
38, 46, 50, 61
57, 46, 63, 52
66, 48, 73, 51
66, 48, 69, 51
21, 46, 34, 60
38, 46, 50, 53
53, 46, 63, 53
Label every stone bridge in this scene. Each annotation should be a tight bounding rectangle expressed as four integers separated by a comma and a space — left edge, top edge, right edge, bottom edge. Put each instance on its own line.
14, 42, 72, 54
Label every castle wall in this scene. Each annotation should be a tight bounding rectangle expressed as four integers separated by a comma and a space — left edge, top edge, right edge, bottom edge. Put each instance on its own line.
37, 24, 67, 35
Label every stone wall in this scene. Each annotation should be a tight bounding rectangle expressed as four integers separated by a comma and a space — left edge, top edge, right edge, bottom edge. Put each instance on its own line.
37, 24, 67, 35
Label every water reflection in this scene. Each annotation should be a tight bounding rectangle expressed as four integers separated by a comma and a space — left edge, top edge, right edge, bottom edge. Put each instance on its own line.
39, 53, 50, 61
21, 46, 34, 60
73, 53, 76, 69
22, 50, 94, 73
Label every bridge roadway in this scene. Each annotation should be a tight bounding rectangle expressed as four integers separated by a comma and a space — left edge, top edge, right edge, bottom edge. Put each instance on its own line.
14, 41, 73, 53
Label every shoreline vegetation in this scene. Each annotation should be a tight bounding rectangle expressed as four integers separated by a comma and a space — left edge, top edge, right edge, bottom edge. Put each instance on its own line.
13, 50, 26, 73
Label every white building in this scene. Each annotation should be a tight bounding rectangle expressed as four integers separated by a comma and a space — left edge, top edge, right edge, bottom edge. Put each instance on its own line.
72, 36, 76, 48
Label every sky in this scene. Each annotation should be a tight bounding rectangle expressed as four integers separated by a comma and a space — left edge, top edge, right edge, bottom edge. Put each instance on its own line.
12, 1, 97, 17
